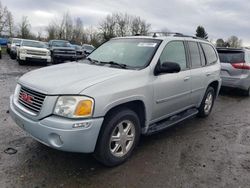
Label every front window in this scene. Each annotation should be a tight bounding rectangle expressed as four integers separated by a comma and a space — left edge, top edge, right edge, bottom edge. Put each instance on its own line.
87, 38, 161, 68
22, 40, 46, 48
159, 41, 187, 70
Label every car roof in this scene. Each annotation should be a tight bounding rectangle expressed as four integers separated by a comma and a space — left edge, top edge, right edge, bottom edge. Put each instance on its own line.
216, 47, 246, 52
50, 40, 69, 42
114, 35, 211, 44
22, 39, 42, 43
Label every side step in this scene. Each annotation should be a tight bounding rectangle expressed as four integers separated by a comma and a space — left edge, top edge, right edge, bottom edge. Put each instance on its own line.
146, 108, 199, 135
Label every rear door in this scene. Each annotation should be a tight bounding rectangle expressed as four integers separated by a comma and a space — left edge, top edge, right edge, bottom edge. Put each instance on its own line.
187, 41, 207, 105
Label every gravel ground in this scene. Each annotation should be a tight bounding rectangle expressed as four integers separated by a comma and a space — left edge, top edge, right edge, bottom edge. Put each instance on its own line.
1, 54, 250, 188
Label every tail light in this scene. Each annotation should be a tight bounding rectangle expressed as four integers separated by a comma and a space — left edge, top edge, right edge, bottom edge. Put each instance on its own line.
231, 62, 250, 70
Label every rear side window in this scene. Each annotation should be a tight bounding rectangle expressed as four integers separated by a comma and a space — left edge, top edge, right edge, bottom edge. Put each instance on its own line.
201, 43, 218, 65
188, 42, 201, 68
217, 51, 245, 64
159, 41, 187, 70
198, 43, 206, 66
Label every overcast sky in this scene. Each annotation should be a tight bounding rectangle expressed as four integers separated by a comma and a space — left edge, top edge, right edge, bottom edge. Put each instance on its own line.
2, 0, 250, 45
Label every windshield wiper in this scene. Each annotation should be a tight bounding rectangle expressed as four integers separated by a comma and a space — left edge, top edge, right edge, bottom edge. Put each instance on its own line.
99, 61, 128, 69
87, 57, 99, 64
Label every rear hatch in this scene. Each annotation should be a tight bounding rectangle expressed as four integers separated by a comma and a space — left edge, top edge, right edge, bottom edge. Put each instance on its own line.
217, 49, 249, 78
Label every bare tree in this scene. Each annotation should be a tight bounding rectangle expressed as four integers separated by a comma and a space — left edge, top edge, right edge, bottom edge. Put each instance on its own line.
46, 23, 57, 40
71, 17, 83, 44
18, 16, 31, 39
226, 36, 242, 48
99, 14, 116, 41
115, 13, 130, 37
0, 2, 9, 35
130, 16, 151, 35
5, 11, 14, 36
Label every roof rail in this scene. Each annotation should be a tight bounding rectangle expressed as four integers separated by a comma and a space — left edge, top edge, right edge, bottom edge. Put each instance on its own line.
148, 32, 209, 41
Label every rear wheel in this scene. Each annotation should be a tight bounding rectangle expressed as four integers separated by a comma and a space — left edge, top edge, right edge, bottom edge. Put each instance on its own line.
198, 87, 215, 117
94, 108, 141, 167
244, 87, 250, 97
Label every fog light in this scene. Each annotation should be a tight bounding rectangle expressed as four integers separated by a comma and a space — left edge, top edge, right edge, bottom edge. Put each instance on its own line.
73, 122, 92, 128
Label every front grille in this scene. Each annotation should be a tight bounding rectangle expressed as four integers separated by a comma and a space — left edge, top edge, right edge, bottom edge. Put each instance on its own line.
54, 50, 75, 55
26, 50, 47, 56
18, 86, 46, 115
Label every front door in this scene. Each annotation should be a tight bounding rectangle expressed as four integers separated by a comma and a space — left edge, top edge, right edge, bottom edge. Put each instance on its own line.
152, 41, 192, 122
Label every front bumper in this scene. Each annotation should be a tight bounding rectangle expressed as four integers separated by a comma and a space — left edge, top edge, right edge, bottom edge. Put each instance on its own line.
9, 96, 103, 153
19, 54, 51, 62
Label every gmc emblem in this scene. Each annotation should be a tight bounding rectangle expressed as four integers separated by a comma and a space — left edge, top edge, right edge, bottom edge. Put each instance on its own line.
20, 92, 33, 104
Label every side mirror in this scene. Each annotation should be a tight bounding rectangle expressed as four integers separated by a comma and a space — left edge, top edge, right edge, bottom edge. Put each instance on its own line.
154, 62, 181, 75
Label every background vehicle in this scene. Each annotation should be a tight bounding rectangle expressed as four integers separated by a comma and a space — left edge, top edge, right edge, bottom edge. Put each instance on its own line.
17, 39, 51, 65
82, 44, 95, 56
9, 38, 22, 59
72, 44, 85, 60
0, 46, 2, 59
217, 47, 250, 96
10, 34, 221, 167
49, 40, 76, 64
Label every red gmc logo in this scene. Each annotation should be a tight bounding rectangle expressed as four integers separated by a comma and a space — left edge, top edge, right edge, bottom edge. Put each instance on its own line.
20, 93, 33, 104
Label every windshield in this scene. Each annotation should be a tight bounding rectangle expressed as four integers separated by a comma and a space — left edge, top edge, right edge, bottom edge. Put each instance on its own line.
218, 51, 245, 63
88, 38, 161, 68
52, 41, 71, 47
22, 41, 46, 48
12, 39, 21, 44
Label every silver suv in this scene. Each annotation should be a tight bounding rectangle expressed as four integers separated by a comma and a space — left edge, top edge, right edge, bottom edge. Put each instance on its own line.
217, 47, 250, 96
10, 34, 221, 166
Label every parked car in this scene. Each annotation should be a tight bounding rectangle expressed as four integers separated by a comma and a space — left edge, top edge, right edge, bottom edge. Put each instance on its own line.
82, 44, 95, 56
48, 40, 76, 64
217, 47, 250, 96
72, 44, 85, 60
9, 38, 22, 59
0, 45, 2, 59
0, 38, 8, 46
16, 39, 51, 65
9, 34, 221, 166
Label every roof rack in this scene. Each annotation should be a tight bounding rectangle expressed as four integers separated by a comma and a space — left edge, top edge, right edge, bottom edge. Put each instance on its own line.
148, 32, 209, 41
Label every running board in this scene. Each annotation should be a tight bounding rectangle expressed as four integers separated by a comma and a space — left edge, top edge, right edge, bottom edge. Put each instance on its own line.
147, 108, 199, 135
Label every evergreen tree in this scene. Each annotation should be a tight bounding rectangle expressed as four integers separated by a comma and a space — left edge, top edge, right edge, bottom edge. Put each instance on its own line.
195, 26, 208, 39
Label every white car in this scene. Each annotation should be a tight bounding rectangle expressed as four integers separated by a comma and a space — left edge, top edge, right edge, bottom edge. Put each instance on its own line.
17, 40, 51, 65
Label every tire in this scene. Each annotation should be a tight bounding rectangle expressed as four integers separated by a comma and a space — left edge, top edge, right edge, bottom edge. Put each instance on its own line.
244, 87, 250, 97
94, 108, 141, 167
18, 59, 26, 65
52, 57, 58, 64
10, 52, 16, 60
198, 87, 215, 117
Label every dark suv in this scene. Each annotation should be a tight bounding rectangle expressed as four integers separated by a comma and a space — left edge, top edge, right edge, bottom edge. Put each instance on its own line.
49, 40, 76, 64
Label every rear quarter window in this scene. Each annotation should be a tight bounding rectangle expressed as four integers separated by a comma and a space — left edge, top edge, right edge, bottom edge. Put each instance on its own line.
201, 43, 218, 65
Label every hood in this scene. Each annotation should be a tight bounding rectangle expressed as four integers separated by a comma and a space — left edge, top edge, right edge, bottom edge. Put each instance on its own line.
21, 46, 49, 52
51, 46, 75, 51
18, 62, 129, 95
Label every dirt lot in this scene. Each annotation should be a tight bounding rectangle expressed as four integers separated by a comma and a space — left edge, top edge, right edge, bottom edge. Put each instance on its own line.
1, 54, 250, 188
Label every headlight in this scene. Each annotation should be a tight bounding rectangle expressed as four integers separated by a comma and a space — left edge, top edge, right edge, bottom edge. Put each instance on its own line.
13, 84, 21, 103
20, 49, 26, 54
54, 96, 94, 118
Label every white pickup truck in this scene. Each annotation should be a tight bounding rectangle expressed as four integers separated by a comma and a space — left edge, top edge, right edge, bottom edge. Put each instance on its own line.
17, 39, 51, 65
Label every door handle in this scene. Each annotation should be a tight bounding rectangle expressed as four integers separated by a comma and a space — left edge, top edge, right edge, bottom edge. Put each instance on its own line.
184, 76, 190, 81
206, 72, 211, 76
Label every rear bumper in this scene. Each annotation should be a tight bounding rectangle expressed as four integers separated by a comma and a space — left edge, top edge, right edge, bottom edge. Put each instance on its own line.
221, 76, 250, 90
9, 95, 104, 153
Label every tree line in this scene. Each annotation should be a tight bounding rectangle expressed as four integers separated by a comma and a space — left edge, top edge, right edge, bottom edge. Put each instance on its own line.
0, 1, 244, 48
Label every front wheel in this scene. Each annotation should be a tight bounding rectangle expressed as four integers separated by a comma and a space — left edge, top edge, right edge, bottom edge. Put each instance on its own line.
198, 87, 215, 117
94, 108, 141, 167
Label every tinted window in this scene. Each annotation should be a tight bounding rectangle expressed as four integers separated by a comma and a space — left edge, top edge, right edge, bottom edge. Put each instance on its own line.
160, 41, 187, 70
201, 43, 217, 65
198, 43, 206, 66
217, 51, 244, 64
188, 42, 201, 68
